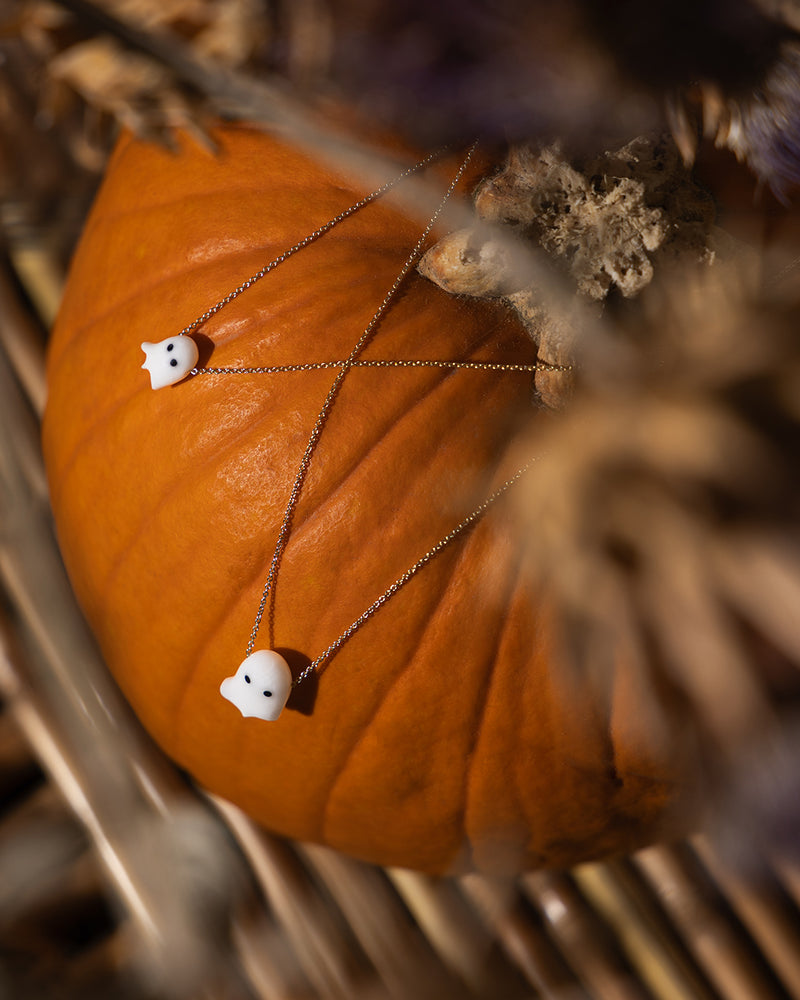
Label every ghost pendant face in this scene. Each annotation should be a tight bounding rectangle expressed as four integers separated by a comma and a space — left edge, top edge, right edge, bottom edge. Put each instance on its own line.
220, 650, 293, 721
141, 336, 199, 389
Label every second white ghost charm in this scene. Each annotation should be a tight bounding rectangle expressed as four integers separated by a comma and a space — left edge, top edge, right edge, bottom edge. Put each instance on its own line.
141, 336, 199, 389
220, 650, 293, 721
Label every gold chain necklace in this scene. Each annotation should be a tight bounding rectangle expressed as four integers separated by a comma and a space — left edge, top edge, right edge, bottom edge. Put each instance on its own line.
141, 145, 560, 721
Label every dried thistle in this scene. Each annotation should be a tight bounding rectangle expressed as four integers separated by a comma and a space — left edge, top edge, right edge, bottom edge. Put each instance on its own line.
420, 134, 717, 408
314, 0, 800, 194
510, 256, 800, 811
693, 42, 800, 199
3, 0, 800, 184
14, 0, 268, 139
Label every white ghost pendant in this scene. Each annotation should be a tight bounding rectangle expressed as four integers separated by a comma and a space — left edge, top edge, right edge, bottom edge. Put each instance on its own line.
141, 336, 199, 389
220, 650, 293, 721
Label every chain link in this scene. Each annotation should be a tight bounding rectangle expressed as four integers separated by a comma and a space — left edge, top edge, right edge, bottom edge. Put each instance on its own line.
194, 358, 572, 375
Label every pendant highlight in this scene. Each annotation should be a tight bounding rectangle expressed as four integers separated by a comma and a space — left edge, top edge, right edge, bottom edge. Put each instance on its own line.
141, 336, 199, 389
220, 650, 292, 721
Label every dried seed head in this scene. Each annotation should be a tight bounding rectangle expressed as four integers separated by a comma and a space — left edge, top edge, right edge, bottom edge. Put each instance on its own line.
419, 135, 718, 408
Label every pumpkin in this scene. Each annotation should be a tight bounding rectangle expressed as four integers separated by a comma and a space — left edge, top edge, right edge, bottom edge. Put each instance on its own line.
42, 125, 693, 874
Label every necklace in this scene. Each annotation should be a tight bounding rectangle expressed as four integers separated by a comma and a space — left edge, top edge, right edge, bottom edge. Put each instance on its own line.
140, 145, 559, 721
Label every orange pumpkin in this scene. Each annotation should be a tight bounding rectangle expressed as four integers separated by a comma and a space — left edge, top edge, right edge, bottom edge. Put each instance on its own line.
42, 125, 692, 874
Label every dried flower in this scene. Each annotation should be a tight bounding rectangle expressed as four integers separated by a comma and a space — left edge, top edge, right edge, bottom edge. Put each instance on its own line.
512, 259, 800, 761
419, 135, 717, 407
709, 44, 800, 198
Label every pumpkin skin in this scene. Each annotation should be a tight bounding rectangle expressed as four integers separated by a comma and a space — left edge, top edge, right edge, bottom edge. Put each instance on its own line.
43, 125, 691, 874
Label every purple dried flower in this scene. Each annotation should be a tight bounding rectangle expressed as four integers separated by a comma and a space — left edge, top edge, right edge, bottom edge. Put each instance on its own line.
726, 45, 800, 198
321, 0, 800, 189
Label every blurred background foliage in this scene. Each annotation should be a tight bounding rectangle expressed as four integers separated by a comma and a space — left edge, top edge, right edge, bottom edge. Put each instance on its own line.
2, 2, 800, 998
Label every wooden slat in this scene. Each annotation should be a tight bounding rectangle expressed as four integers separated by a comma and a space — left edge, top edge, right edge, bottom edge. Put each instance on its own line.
694, 837, 800, 1000
634, 845, 786, 1000
459, 873, 589, 999
523, 869, 651, 1000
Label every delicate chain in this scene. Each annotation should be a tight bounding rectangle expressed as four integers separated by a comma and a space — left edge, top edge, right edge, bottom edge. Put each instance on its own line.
292, 458, 536, 686
172, 142, 555, 687
178, 147, 445, 338
194, 358, 572, 375
245, 143, 481, 660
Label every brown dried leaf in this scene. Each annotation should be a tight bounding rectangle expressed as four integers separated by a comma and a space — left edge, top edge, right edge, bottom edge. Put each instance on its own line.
49, 35, 170, 105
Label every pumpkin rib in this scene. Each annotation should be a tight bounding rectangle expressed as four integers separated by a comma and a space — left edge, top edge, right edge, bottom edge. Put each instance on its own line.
50, 225, 415, 373
273, 351, 510, 525
166, 528, 280, 737
265, 355, 528, 625
245, 293, 518, 539
318, 534, 473, 847
47, 279, 184, 372
47, 371, 272, 559
45, 379, 145, 510
89, 393, 298, 602
50, 243, 280, 363
206, 257, 418, 356
102, 122, 410, 212
319, 516, 525, 871
69, 144, 361, 260
459, 543, 528, 868
93, 178, 415, 226
510, 593, 552, 856
101, 519, 282, 734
